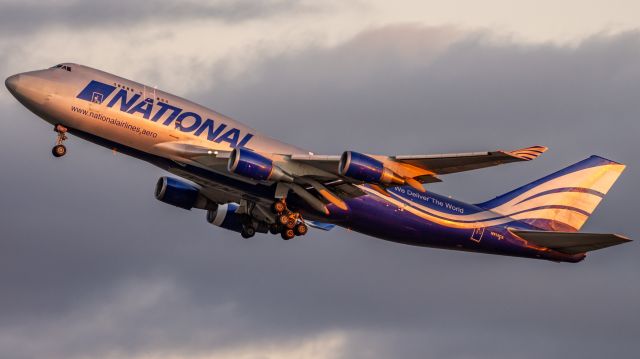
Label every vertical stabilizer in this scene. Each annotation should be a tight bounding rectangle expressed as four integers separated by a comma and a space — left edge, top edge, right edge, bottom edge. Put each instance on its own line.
476, 156, 626, 231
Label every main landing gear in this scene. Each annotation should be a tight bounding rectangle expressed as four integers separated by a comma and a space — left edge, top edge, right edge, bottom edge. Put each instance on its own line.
238, 202, 308, 240
270, 199, 308, 240
52, 124, 68, 157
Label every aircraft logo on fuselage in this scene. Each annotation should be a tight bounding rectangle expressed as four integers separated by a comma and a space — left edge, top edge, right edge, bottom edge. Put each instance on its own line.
76, 80, 253, 148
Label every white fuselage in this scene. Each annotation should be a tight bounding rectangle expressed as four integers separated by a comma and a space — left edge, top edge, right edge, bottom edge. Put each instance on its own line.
7, 63, 308, 161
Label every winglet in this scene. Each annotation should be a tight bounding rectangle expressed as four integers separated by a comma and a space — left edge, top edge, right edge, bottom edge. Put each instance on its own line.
507, 145, 548, 161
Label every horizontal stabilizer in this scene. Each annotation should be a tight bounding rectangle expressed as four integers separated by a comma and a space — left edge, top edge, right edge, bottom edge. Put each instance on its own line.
510, 229, 631, 254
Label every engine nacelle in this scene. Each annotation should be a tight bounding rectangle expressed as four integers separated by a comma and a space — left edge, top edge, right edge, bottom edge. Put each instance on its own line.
339, 151, 404, 185
155, 177, 213, 210
227, 148, 292, 182
206, 203, 245, 233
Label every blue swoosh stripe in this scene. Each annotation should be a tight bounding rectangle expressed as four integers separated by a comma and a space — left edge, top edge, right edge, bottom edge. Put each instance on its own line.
476, 157, 617, 209
506, 204, 592, 218
515, 187, 606, 205
391, 194, 591, 224
516, 218, 579, 232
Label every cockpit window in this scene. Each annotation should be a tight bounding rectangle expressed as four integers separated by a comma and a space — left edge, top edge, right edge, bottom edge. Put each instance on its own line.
50, 64, 71, 72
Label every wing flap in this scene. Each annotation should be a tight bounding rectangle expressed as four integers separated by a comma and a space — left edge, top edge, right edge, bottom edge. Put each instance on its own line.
511, 229, 631, 254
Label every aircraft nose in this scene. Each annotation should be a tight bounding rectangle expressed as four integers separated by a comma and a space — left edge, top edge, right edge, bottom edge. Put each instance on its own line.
5, 74, 20, 94
5, 71, 55, 107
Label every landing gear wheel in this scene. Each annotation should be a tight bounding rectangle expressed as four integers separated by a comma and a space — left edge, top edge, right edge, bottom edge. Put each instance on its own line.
278, 214, 290, 226
52, 144, 67, 158
281, 228, 295, 240
269, 224, 282, 235
294, 223, 308, 236
241, 225, 256, 238
285, 217, 297, 229
271, 201, 286, 214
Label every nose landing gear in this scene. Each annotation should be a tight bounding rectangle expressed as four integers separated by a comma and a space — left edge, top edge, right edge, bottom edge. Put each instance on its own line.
52, 124, 68, 158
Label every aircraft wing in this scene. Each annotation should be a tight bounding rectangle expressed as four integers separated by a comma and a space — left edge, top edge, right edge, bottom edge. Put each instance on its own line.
291, 145, 548, 182
152, 141, 547, 212
390, 145, 548, 175
154, 141, 546, 181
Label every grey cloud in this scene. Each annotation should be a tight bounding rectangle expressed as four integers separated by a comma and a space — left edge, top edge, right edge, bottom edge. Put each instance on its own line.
0, 0, 316, 35
0, 25, 639, 359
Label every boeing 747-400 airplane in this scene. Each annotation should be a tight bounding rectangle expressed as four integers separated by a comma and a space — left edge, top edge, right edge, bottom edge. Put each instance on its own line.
5, 63, 631, 262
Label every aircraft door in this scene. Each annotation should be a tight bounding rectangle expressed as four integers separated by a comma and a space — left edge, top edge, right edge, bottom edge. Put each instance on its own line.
470, 227, 485, 243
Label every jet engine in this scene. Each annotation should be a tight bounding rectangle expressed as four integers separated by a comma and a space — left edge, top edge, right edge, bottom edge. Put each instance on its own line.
227, 148, 292, 182
206, 203, 245, 233
338, 151, 404, 185
154, 176, 214, 210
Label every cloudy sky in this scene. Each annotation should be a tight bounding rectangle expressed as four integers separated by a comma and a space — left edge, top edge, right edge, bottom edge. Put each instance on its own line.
1, 1, 639, 358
